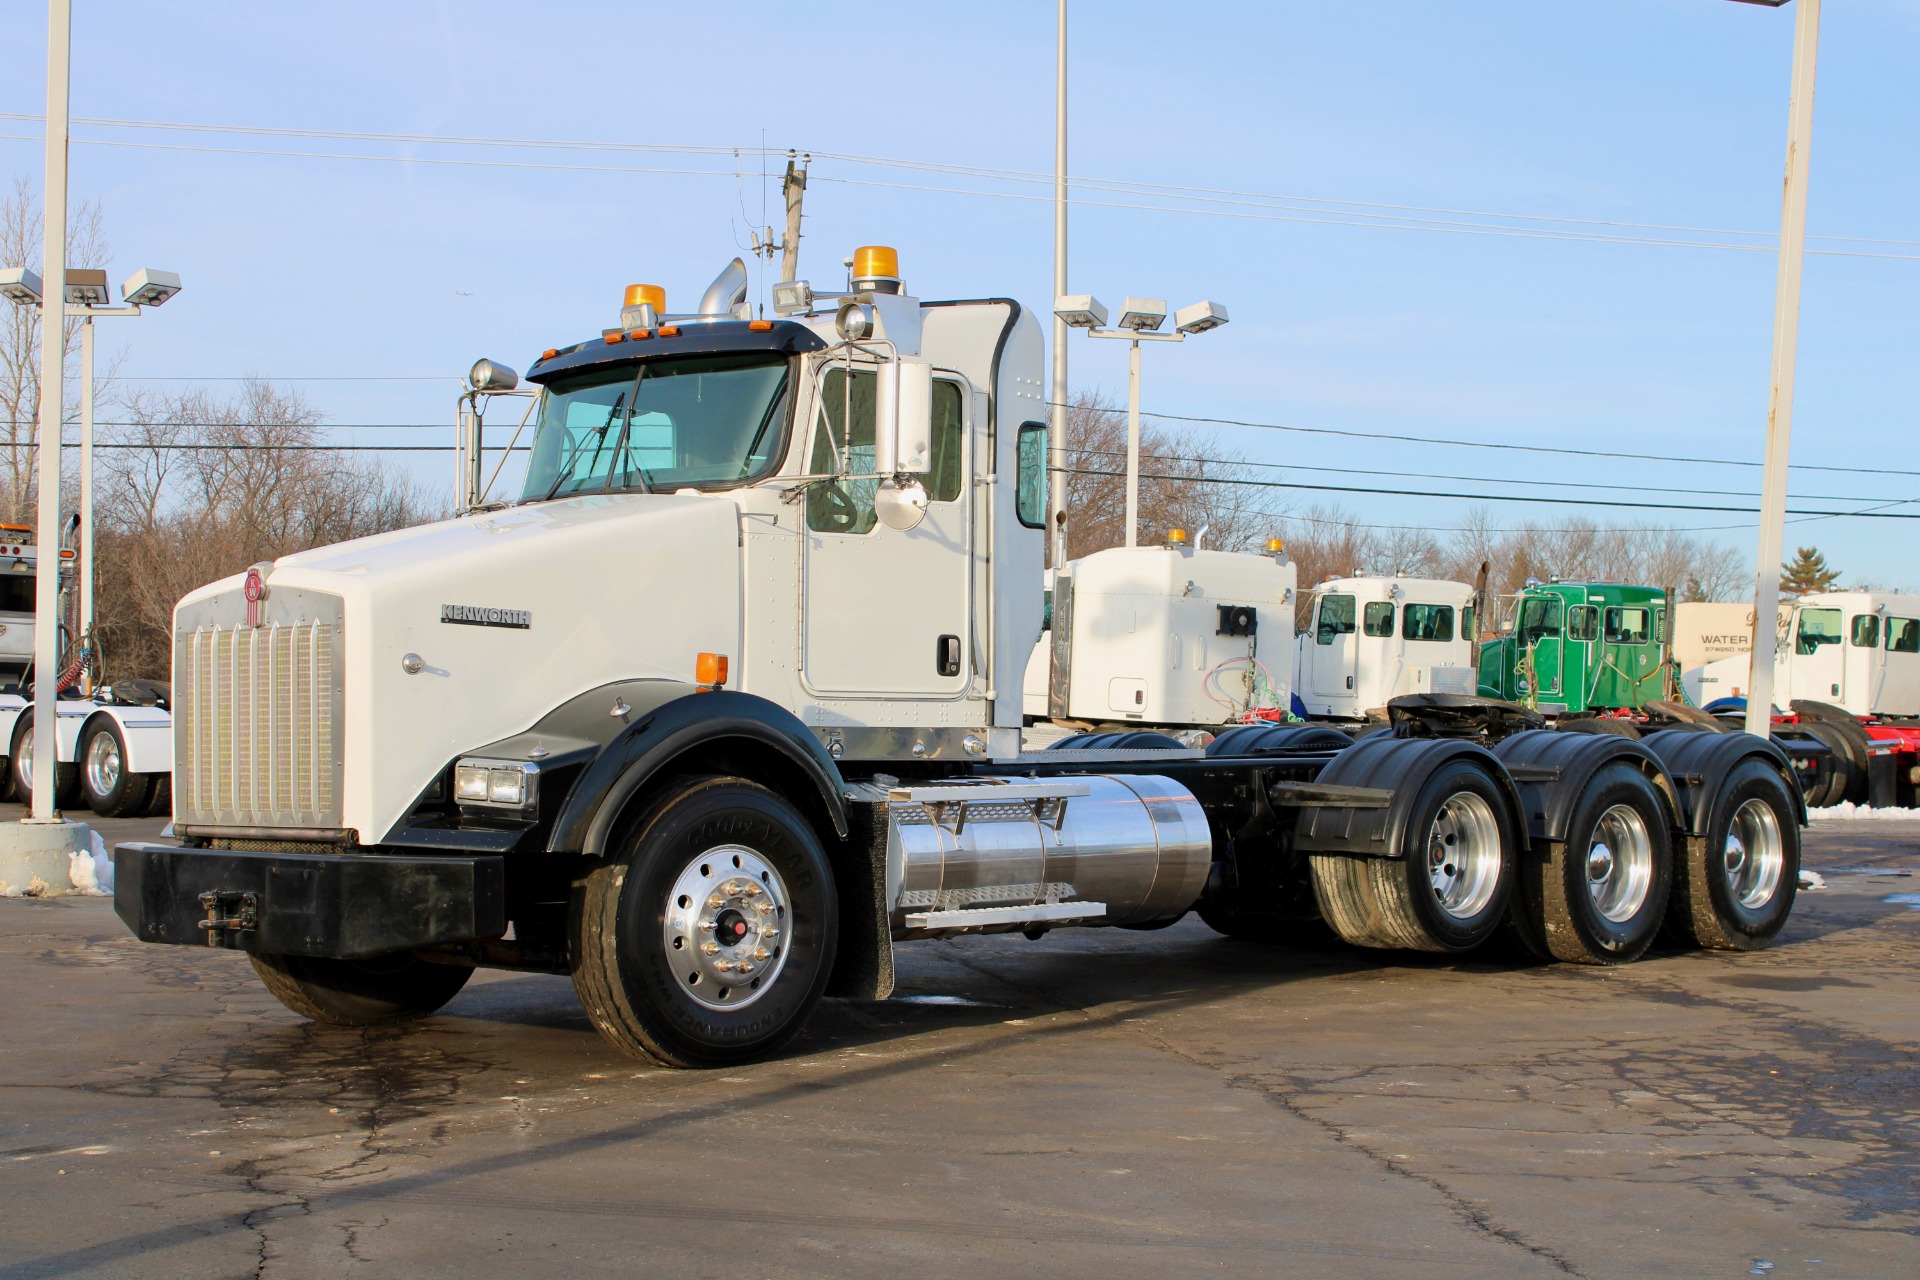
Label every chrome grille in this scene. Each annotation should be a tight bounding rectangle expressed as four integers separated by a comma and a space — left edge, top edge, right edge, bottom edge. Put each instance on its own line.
175, 594, 344, 830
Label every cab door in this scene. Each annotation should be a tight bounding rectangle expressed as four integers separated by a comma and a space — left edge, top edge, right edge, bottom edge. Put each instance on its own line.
800, 364, 972, 697
1787, 606, 1845, 703
1309, 594, 1358, 699
1517, 595, 1564, 702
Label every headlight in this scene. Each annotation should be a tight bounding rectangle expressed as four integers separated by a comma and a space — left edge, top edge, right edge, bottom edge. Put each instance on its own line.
453, 758, 540, 815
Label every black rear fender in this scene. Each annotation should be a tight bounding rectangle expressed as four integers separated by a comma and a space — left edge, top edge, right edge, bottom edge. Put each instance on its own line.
1493, 729, 1681, 844
1638, 728, 1807, 836
1295, 734, 1527, 860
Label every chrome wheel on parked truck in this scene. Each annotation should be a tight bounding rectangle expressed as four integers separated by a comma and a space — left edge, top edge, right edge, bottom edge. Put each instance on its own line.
570, 775, 837, 1067
1311, 755, 1519, 953
1665, 759, 1799, 951
1512, 762, 1673, 965
80, 718, 156, 818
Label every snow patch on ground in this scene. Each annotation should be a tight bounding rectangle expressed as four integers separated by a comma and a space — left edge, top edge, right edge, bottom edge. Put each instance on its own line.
68, 830, 113, 896
1807, 802, 1920, 822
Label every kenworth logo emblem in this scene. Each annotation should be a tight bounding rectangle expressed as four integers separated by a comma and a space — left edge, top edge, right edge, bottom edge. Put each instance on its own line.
440, 604, 532, 629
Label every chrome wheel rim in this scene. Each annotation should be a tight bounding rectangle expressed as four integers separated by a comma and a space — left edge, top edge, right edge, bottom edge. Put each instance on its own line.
14, 732, 31, 792
1586, 804, 1653, 923
1725, 798, 1784, 910
1427, 791, 1503, 920
663, 845, 790, 1011
85, 731, 121, 798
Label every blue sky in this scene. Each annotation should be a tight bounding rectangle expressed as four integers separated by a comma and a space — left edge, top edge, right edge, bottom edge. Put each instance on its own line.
3, 0, 1914, 589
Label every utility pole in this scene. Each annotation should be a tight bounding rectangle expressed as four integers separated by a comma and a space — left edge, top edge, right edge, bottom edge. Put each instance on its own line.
29, 0, 70, 821
1743, 0, 1821, 740
779, 154, 808, 285
1048, 0, 1069, 568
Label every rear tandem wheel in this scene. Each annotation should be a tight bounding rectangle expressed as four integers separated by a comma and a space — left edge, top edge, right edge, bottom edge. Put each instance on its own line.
1309, 757, 1519, 954
1510, 762, 1673, 964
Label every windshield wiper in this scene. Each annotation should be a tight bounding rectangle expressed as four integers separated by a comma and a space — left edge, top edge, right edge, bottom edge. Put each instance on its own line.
542, 392, 626, 502
599, 362, 652, 495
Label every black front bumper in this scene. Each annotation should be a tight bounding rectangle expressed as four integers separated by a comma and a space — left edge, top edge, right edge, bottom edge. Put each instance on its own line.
113, 843, 506, 959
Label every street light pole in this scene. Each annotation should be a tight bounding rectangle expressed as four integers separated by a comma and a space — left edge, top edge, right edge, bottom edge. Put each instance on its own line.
1741, 0, 1821, 740
29, 0, 71, 822
78, 314, 92, 670
1124, 339, 1140, 547
1048, 0, 1069, 568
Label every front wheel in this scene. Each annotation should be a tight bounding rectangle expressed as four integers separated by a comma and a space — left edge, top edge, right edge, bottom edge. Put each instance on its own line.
1666, 760, 1799, 951
570, 776, 838, 1067
80, 719, 156, 817
249, 952, 472, 1025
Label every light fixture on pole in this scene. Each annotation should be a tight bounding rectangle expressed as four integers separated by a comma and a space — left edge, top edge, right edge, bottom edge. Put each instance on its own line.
1725, 0, 1818, 741
2, 263, 183, 702
1055, 292, 1230, 549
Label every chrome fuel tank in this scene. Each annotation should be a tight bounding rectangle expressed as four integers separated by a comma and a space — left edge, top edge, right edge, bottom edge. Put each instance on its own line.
881, 774, 1211, 938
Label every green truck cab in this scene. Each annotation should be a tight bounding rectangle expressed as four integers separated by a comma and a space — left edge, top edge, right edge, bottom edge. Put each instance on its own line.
1476, 581, 1675, 715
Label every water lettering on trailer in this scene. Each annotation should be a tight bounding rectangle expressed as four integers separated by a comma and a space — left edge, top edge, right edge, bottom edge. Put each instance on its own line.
440, 604, 532, 629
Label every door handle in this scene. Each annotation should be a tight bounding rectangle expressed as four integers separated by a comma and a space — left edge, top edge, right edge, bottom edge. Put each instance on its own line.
1346, 676, 1353, 689
937, 635, 961, 677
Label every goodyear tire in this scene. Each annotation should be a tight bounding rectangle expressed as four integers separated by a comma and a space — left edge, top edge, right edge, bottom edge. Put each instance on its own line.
1665, 759, 1799, 951
1511, 762, 1672, 964
1309, 758, 1518, 953
9, 711, 81, 810
570, 776, 837, 1068
80, 719, 155, 818
250, 952, 472, 1025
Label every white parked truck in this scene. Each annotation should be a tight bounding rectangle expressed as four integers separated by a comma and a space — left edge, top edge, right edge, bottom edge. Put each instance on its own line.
1296, 576, 1477, 723
1023, 537, 1295, 728
0, 531, 173, 817
114, 246, 1806, 1067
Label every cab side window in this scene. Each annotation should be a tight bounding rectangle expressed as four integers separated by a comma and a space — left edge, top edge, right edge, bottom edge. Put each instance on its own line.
806, 369, 964, 533
1567, 605, 1598, 643
1604, 606, 1650, 645
1363, 602, 1395, 637
1888, 617, 1919, 654
1850, 615, 1880, 648
1401, 603, 1454, 642
1316, 595, 1355, 645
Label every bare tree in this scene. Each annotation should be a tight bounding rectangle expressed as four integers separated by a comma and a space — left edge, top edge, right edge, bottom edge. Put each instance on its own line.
1058, 390, 1282, 563
93, 380, 440, 680
0, 175, 108, 525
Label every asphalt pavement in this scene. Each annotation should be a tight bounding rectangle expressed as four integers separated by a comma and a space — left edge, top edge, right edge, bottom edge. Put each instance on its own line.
0, 807, 1915, 1279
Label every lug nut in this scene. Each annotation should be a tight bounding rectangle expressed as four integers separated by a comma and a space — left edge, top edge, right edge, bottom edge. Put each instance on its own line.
715, 960, 735, 973
700, 942, 720, 956
697, 919, 716, 931
707, 894, 726, 909
722, 881, 743, 897
760, 927, 780, 941
751, 947, 770, 961
737, 962, 755, 975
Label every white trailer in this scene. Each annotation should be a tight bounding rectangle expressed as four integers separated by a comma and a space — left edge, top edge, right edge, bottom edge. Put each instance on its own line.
1296, 576, 1477, 723
111, 244, 1806, 1068
1024, 539, 1295, 728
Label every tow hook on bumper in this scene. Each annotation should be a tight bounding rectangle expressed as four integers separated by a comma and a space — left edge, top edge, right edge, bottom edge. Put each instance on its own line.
114, 843, 506, 958
197, 890, 259, 948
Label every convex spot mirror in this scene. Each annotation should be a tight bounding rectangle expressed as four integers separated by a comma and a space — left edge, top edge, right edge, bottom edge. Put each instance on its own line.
874, 479, 930, 532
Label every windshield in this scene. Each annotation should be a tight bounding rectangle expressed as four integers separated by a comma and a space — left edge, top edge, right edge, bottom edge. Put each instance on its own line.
519, 353, 791, 501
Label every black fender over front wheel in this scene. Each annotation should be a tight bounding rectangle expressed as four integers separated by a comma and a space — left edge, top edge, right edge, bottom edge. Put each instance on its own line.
569, 775, 838, 1067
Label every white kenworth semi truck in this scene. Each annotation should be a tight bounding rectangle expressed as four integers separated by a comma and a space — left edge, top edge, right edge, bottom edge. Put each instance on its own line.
114, 247, 1806, 1068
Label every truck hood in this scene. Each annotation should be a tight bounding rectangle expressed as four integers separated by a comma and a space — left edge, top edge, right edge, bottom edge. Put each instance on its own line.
175, 493, 744, 841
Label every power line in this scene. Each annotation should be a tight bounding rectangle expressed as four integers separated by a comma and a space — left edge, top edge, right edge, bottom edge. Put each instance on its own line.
1071, 445, 1907, 507
1109, 407, 1920, 478
1055, 465, 1920, 520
